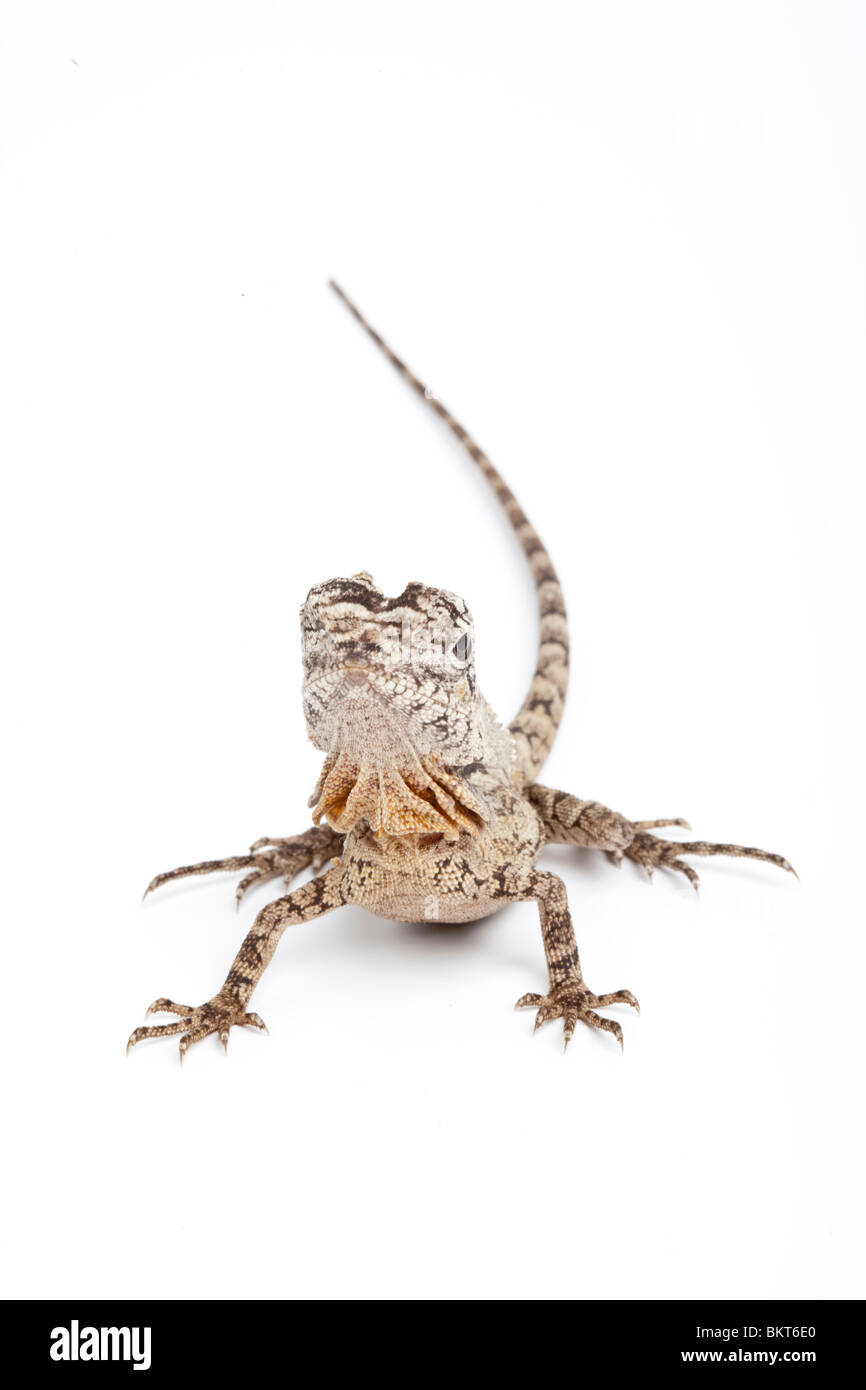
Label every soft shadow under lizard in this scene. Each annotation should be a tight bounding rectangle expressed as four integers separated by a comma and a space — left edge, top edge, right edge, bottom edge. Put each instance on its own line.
128, 283, 794, 1060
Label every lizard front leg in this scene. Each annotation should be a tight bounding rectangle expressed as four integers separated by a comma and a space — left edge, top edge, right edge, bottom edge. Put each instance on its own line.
144, 824, 344, 906
128, 865, 347, 1060
529, 784, 794, 890
512, 869, 639, 1049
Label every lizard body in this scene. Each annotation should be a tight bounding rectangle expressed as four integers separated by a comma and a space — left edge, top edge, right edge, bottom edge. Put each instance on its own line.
129, 284, 794, 1059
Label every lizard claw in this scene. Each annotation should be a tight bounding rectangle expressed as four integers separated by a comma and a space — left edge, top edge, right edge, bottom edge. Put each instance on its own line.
625, 827, 794, 891
515, 982, 638, 1050
143, 827, 345, 908
127, 995, 269, 1061
145, 998, 193, 1018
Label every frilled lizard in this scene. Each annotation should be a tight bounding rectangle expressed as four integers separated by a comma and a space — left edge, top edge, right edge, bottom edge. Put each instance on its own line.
128, 282, 794, 1060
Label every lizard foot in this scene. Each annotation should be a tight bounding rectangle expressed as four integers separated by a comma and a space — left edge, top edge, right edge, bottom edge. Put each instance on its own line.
126, 996, 268, 1061
614, 827, 796, 891
144, 826, 342, 907
515, 983, 639, 1050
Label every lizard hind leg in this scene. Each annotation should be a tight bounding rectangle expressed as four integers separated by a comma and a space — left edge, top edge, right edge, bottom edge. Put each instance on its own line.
143, 825, 344, 907
624, 832, 796, 891
528, 785, 795, 891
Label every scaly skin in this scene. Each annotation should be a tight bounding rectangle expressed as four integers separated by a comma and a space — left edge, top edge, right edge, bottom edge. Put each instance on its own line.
128, 285, 794, 1060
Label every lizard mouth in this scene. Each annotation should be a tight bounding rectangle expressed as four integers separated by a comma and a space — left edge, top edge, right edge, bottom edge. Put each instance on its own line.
309, 748, 488, 842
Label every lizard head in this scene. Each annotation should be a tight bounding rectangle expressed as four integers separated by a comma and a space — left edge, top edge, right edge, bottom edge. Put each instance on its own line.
300, 572, 502, 841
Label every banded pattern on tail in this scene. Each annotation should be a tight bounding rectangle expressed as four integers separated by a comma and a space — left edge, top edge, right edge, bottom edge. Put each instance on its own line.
329, 281, 569, 782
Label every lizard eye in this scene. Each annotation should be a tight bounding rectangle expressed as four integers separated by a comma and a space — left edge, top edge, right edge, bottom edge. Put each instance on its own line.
452, 633, 471, 662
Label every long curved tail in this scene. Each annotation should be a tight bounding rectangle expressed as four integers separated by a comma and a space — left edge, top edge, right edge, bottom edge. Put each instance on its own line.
329, 281, 569, 782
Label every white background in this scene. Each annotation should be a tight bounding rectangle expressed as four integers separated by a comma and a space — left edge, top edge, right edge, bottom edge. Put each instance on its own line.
2, 1, 863, 1300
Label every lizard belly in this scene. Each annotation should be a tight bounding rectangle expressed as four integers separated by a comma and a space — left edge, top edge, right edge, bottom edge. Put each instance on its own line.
366, 891, 511, 925
343, 784, 542, 925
